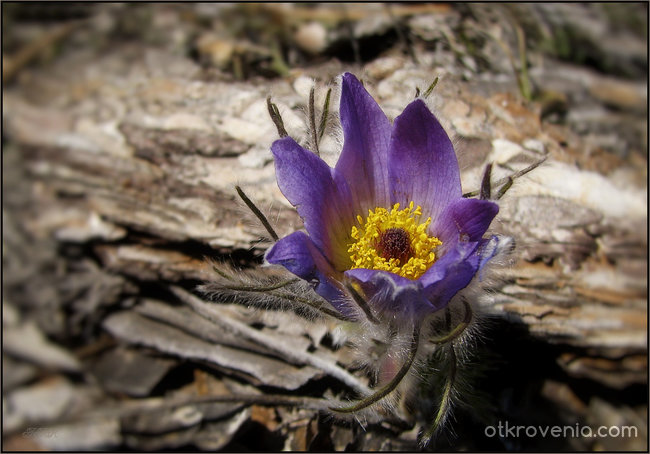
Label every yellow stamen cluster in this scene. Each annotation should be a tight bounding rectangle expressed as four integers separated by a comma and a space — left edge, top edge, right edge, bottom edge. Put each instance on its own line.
348, 202, 443, 280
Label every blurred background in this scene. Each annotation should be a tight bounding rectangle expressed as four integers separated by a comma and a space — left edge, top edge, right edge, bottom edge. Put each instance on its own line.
2, 3, 647, 451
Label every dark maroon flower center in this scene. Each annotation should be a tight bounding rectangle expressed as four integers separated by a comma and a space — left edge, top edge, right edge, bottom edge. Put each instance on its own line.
377, 228, 413, 263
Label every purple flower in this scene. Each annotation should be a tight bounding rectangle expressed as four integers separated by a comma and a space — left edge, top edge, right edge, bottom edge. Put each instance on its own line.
265, 73, 499, 320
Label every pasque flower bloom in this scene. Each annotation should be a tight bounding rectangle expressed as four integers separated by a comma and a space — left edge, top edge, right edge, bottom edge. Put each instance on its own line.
265, 73, 500, 321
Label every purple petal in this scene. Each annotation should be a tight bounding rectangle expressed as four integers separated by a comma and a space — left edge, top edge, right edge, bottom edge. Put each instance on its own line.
345, 268, 435, 316
420, 240, 489, 310
388, 99, 461, 223
433, 198, 499, 251
271, 136, 354, 269
265, 231, 355, 316
335, 73, 392, 214
420, 241, 478, 286
475, 235, 505, 276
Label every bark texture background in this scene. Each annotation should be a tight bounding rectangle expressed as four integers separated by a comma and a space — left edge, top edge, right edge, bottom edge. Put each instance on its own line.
2, 3, 647, 451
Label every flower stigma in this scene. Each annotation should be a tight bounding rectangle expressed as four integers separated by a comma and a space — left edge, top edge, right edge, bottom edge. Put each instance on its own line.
348, 202, 443, 280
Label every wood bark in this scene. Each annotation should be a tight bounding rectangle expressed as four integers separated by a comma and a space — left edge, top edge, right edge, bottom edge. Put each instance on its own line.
3, 3, 646, 451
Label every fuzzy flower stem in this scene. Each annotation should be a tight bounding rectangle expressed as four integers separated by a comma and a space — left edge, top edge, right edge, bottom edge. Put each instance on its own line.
48, 393, 334, 425
43, 390, 407, 432
430, 299, 473, 344
211, 264, 233, 281
308, 86, 320, 156
422, 76, 439, 99
235, 185, 279, 241
266, 96, 288, 138
496, 177, 514, 200
207, 265, 352, 321
318, 88, 332, 141
271, 291, 354, 321
480, 163, 492, 200
219, 278, 300, 293
157, 392, 334, 413
330, 324, 420, 413
171, 286, 371, 395
344, 282, 380, 324
204, 285, 352, 322
463, 156, 547, 198
420, 343, 457, 446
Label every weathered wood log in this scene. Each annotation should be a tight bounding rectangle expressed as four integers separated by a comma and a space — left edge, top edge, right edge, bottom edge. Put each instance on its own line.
3, 3, 646, 451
